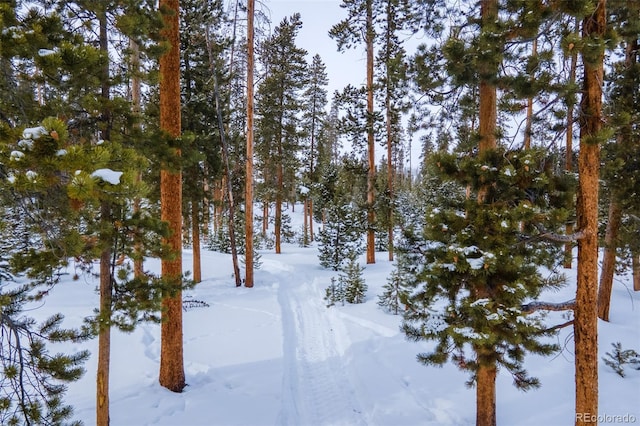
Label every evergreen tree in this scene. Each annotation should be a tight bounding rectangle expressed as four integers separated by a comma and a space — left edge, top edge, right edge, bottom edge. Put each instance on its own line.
402, 148, 575, 423
597, 0, 640, 319
301, 54, 329, 242
330, 0, 377, 264
341, 254, 367, 304
318, 203, 366, 271
378, 260, 410, 315
255, 13, 307, 254
324, 276, 346, 307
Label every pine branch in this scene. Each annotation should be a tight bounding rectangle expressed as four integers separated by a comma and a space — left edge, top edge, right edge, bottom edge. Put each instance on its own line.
521, 299, 576, 313
532, 223, 585, 243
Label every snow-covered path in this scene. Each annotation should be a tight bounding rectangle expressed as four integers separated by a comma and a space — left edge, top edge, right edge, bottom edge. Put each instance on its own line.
274, 255, 367, 426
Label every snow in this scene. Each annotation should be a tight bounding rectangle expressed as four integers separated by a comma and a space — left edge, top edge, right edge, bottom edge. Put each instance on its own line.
22, 126, 47, 140
91, 168, 123, 185
23, 204, 640, 425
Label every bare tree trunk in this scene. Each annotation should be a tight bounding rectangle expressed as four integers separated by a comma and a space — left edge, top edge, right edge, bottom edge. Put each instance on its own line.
275, 162, 283, 254
309, 199, 314, 242
96, 202, 112, 426
262, 201, 268, 236
192, 200, 202, 283
206, 30, 241, 287
158, 0, 185, 393
365, 0, 376, 264
245, 0, 255, 287
475, 356, 497, 426
597, 200, 621, 321
97, 12, 112, 425
575, 1, 605, 423
213, 178, 223, 234
564, 18, 579, 269
633, 252, 640, 291
303, 198, 309, 245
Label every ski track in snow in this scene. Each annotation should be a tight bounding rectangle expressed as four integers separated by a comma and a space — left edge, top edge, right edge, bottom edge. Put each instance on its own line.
276, 259, 368, 426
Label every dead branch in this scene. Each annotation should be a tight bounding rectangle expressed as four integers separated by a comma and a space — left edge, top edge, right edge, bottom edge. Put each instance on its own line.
544, 320, 574, 332
521, 299, 576, 313
533, 223, 585, 243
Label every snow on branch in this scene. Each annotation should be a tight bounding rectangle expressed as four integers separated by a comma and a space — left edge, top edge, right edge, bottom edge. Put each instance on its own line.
521, 299, 576, 313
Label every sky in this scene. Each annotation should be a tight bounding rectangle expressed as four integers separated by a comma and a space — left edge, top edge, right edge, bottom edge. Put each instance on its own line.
266, 0, 366, 97
27, 203, 640, 425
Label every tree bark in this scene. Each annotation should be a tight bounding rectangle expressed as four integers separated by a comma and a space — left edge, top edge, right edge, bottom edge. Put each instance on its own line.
192, 200, 201, 283
633, 252, 640, 292
159, 0, 185, 393
97, 12, 112, 425
475, 358, 497, 426
365, 0, 376, 264
597, 200, 621, 321
97, 206, 111, 426
245, 0, 255, 287
309, 199, 314, 242
474, 2, 498, 425
275, 161, 283, 254
303, 198, 309, 245
575, 1, 605, 423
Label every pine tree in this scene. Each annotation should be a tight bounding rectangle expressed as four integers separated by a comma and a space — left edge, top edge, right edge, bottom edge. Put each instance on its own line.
301, 54, 329, 242
341, 254, 368, 304
402, 148, 575, 425
378, 264, 408, 315
318, 203, 366, 271
330, 0, 377, 264
597, 0, 640, 320
255, 13, 307, 254
324, 276, 346, 307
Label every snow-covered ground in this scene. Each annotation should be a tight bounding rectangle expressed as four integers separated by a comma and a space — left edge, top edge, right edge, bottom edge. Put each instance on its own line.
28, 205, 640, 425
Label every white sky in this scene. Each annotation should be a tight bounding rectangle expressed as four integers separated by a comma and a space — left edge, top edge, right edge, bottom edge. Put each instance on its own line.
266, 0, 366, 97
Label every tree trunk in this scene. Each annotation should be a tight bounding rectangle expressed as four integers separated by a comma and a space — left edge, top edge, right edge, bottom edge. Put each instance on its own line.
564, 18, 579, 269
575, 1, 605, 423
365, 0, 376, 264
633, 252, 640, 292
262, 201, 269, 236
309, 199, 314, 242
597, 199, 621, 322
245, 0, 255, 287
476, 361, 497, 426
159, 0, 185, 393
192, 200, 201, 283
97, 206, 111, 426
97, 13, 112, 425
474, 2, 499, 424
206, 30, 241, 287
303, 198, 309, 245
275, 162, 283, 254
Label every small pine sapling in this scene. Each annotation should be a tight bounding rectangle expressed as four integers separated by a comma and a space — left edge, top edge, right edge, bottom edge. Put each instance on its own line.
378, 267, 408, 315
324, 277, 345, 307
603, 342, 640, 377
341, 254, 368, 304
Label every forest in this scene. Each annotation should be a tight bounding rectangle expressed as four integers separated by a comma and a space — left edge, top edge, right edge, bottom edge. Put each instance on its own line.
0, 0, 638, 425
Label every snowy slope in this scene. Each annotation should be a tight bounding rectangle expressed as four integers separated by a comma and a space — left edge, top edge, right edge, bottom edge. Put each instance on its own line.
26, 205, 640, 425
